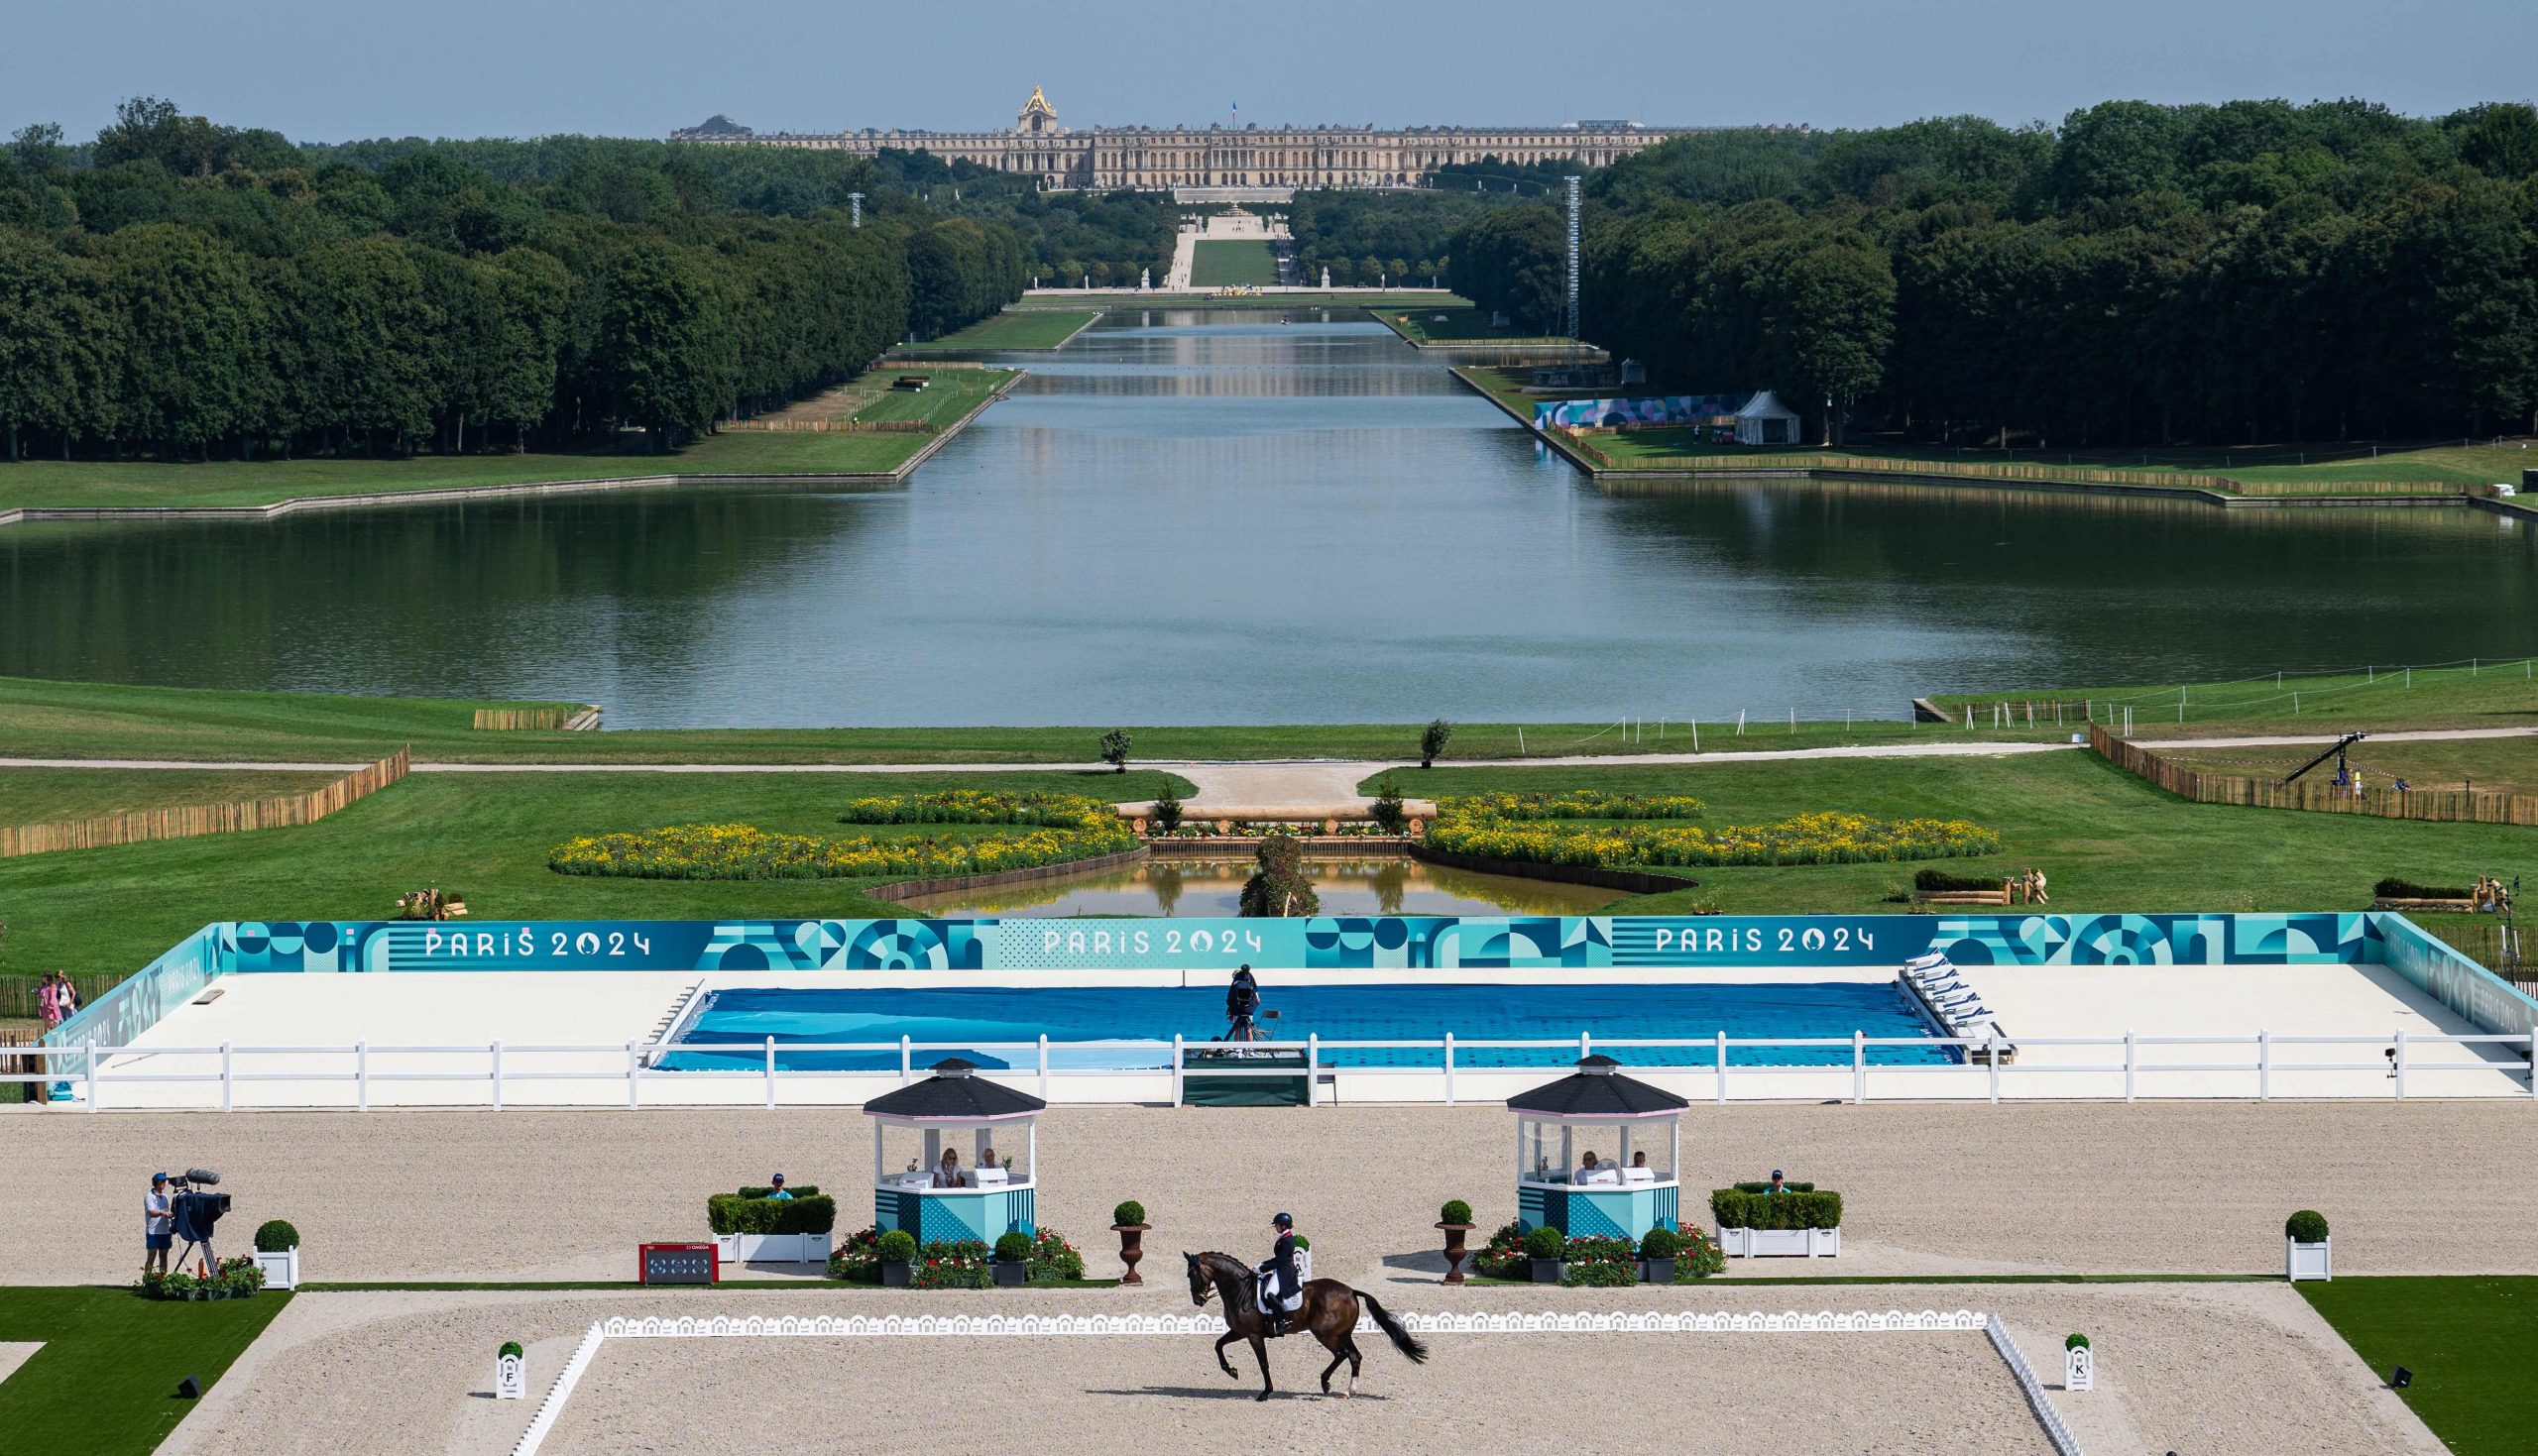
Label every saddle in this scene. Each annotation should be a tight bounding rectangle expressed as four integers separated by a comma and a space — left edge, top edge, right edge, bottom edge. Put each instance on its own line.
1253, 1265, 1304, 1316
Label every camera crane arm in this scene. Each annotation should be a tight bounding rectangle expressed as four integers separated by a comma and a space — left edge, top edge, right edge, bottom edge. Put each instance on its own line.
2282, 731, 2366, 787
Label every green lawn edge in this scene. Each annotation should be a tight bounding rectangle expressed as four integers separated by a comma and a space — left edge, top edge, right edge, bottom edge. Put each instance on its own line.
0, 1287, 288, 1456
2300, 1276, 2538, 1456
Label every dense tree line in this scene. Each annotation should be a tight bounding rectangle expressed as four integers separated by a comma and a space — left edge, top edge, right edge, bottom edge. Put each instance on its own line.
0, 100, 1062, 462
1446, 101, 2538, 445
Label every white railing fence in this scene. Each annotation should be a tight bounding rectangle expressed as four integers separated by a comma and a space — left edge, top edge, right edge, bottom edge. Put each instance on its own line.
6, 1027, 2534, 1110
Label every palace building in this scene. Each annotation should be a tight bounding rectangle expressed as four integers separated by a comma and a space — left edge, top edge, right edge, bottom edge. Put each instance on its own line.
671, 88, 1754, 191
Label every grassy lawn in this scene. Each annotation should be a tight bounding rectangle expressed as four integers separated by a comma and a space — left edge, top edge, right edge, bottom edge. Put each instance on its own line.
1010, 290, 1466, 310
0, 768, 1192, 973
0, 372, 1017, 511
895, 310, 1100, 352
1, 769, 342, 826
1934, 658, 2538, 738
2301, 1277, 2538, 1456
0, 1287, 288, 1456
2163, 736, 2538, 796
1375, 308, 1572, 346
1188, 241, 1282, 286
0, 675, 2058, 765
1371, 751, 2538, 918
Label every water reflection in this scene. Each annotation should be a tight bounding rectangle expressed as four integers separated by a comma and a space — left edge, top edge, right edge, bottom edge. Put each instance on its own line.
3, 308, 2534, 725
901, 854, 1620, 918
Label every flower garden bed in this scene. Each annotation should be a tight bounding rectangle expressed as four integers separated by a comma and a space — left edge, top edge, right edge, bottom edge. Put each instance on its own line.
549, 794, 1132, 881
137, 1257, 266, 1300
828, 1226, 1088, 1288
1469, 1221, 1723, 1285
1425, 796, 1999, 870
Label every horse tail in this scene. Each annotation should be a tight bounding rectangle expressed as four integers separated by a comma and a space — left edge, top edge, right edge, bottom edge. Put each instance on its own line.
1353, 1290, 1429, 1365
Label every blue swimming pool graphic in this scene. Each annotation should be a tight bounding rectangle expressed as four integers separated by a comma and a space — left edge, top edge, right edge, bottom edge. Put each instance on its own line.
656, 981, 1952, 1071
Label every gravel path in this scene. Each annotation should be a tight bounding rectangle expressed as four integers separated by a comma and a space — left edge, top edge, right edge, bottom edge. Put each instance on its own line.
12, 1101, 2538, 1286
156, 1282, 2439, 1456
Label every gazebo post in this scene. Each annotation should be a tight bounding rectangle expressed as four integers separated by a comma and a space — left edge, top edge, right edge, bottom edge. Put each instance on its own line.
1672, 1120, 1680, 1179
1027, 1119, 1038, 1182
1560, 1124, 1572, 1176
872, 1120, 885, 1183
1619, 1124, 1632, 1169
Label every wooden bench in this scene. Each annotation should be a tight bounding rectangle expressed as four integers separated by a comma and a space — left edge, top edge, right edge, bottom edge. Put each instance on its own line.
890, 375, 930, 392
1912, 888, 2013, 906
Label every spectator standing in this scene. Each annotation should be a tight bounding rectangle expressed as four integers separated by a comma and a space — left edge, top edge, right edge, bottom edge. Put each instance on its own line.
143, 1174, 174, 1277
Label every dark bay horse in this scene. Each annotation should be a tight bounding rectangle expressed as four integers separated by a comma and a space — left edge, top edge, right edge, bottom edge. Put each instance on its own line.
1184, 1250, 1428, 1400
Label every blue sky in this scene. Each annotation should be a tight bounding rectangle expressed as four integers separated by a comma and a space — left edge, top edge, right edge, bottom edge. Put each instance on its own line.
5, 0, 2532, 143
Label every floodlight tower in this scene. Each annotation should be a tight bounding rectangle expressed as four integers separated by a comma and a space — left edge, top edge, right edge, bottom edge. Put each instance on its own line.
848, 192, 865, 229
1563, 174, 1582, 359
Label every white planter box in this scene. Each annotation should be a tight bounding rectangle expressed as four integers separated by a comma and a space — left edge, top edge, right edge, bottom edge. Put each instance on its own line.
494, 1352, 525, 1400
251, 1247, 299, 1289
715, 1231, 832, 1265
1721, 1227, 1840, 1258
2286, 1235, 2332, 1282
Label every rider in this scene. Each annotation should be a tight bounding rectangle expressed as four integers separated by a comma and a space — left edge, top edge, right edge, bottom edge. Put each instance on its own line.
1225, 965, 1263, 1043
1260, 1211, 1300, 1335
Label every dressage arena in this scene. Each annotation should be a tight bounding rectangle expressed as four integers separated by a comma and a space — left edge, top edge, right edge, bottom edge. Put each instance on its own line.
153, 1284, 2436, 1456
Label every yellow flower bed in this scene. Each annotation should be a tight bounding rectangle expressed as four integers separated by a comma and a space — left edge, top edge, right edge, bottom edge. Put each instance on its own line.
839, 791, 1117, 828
1438, 792, 1704, 821
549, 814, 1133, 881
1427, 802, 1998, 869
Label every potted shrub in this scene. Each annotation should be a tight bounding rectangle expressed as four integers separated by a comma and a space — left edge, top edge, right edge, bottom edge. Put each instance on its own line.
708, 1185, 837, 1265
2285, 1209, 2332, 1282
1111, 1200, 1149, 1286
877, 1229, 918, 1288
2064, 1332, 2094, 1392
992, 1231, 1033, 1288
252, 1219, 301, 1289
1711, 1182, 1842, 1258
1638, 1225, 1684, 1284
1437, 1199, 1474, 1285
494, 1340, 526, 1400
1523, 1224, 1567, 1284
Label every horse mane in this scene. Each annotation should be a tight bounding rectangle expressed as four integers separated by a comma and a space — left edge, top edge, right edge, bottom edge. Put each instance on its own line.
1193, 1250, 1253, 1283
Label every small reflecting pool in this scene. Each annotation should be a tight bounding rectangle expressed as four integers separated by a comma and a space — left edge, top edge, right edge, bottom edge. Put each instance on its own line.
898, 854, 1624, 918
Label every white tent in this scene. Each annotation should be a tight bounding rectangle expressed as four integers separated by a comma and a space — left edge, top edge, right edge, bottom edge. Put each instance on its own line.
1733, 391, 1802, 445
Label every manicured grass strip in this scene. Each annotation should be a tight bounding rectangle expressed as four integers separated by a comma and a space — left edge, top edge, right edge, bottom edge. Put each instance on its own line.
896, 310, 1100, 352
2301, 1276, 2538, 1456
298, 1280, 1120, 1290
0, 674, 2055, 764
0, 769, 343, 826
1375, 308, 1573, 347
0, 371, 1016, 512
1008, 290, 1466, 310
1935, 657, 2538, 736
0, 768, 1187, 972
0, 1287, 288, 1456
1188, 241, 1282, 286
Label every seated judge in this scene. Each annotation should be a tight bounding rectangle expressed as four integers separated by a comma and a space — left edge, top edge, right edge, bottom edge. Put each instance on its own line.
933, 1148, 971, 1188
1574, 1151, 1619, 1185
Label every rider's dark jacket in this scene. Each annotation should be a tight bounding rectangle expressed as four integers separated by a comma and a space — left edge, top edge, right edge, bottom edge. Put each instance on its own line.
1266, 1229, 1299, 1301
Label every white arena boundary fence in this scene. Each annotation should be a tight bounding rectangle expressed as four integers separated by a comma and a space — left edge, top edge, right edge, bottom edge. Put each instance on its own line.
513, 1309, 1998, 1456
12, 1026, 2538, 1109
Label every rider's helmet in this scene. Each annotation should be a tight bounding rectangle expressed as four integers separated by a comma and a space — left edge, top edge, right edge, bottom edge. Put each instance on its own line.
1272, 1211, 1293, 1228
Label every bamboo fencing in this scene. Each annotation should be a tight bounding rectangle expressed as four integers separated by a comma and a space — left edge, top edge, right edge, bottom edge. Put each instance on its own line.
1561, 439, 2457, 498
2089, 726, 2538, 826
0, 747, 410, 858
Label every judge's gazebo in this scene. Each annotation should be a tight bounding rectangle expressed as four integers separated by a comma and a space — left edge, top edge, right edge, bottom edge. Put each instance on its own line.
865, 1059, 1042, 1245
1507, 1056, 1685, 1242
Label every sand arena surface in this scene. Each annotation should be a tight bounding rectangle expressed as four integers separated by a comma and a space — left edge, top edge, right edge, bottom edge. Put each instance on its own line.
154, 1283, 2437, 1456
11, 1101, 2538, 1284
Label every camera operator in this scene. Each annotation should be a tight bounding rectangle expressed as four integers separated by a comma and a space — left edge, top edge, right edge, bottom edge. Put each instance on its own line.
143, 1173, 174, 1277
1225, 964, 1263, 1043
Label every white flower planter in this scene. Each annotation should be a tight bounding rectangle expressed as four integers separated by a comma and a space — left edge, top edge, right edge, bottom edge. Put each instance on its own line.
2066, 1344, 2094, 1392
494, 1352, 525, 1400
715, 1231, 832, 1265
2286, 1235, 2332, 1282
1720, 1227, 1840, 1258
251, 1247, 299, 1289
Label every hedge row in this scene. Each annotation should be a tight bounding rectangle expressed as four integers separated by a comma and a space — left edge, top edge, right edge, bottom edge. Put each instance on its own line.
707, 1191, 839, 1236
1709, 1188, 1843, 1230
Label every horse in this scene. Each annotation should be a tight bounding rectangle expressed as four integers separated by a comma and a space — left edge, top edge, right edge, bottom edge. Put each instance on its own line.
1183, 1249, 1428, 1400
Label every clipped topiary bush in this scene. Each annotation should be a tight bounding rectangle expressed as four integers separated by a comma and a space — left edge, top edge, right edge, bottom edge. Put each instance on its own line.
499, 1340, 525, 1360
2373, 877, 2471, 900
2286, 1209, 2330, 1243
877, 1229, 918, 1264
1915, 867, 2005, 893
1112, 1200, 1146, 1227
1440, 1199, 1473, 1226
994, 1231, 1033, 1262
2065, 1332, 2090, 1351
1729, 1179, 1817, 1193
707, 1191, 838, 1236
1711, 1187, 1843, 1231
254, 1219, 299, 1253
1523, 1225, 1566, 1261
1639, 1226, 1685, 1260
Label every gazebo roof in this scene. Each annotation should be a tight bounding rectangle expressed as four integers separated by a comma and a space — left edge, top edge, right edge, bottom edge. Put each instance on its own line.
864, 1059, 1047, 1122
1505, 1055, 1688, 1119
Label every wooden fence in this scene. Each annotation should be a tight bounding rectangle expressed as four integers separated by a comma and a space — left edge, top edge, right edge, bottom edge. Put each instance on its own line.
0, 971, 127, 1021
2090, 726, 2538, 826
1560, 441, 2456, 498
472, 707, 599, 730
722, 418, 934, 434
0, 747, 410, 858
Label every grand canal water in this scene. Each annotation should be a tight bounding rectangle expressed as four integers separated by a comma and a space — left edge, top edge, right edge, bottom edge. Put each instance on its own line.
4, 310, 2535, 726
